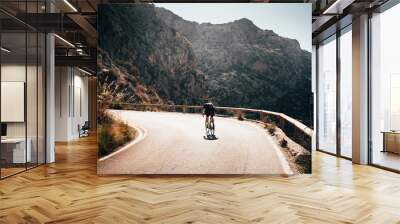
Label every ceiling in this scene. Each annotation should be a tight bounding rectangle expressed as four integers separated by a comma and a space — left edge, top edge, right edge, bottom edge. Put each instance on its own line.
0, 0, 393, 70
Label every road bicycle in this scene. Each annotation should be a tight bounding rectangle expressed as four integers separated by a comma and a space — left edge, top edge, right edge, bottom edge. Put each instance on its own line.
205, 117, 215, 137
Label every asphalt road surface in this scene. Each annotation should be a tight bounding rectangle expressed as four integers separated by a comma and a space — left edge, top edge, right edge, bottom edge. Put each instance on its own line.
98, 110, 292, 175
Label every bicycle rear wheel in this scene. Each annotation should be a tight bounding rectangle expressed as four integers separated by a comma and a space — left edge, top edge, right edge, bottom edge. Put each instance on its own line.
210, 121, 215, 136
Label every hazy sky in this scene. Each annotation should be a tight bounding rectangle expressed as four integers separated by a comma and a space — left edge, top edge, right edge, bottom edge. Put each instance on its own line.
154, 3, 311, 52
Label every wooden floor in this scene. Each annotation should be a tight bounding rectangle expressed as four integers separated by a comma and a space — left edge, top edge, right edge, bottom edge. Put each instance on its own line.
372, 150, 400, 171
1, 135, 400, 223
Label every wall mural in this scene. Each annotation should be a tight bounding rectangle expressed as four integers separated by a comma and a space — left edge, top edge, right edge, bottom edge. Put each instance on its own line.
97, 3, 312, 175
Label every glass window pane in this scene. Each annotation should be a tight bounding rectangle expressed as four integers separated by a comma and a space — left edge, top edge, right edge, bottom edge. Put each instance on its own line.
0, 0, 46, 179
27, 31, 38, 169
318, 36, 337, 154
1, 32, 27, 177
38, 33, 45, 165
371, 4, 400, 171
340, 28, 352, 158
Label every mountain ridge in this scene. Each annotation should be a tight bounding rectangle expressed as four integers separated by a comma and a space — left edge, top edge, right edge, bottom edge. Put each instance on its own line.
98, 4, 312, 126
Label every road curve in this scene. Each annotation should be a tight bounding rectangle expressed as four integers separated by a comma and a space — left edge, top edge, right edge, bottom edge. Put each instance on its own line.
98, 110, 292, 175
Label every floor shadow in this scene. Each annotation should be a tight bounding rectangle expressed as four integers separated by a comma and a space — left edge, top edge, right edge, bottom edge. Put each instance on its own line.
203, 135, 218, 140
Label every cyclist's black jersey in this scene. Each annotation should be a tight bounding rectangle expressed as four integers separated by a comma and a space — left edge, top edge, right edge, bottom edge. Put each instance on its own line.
203, 103, 215, 116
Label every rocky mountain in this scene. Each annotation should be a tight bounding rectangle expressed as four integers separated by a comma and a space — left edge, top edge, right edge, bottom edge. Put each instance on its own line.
98, 4, 206, 105
98, 4, 312, 126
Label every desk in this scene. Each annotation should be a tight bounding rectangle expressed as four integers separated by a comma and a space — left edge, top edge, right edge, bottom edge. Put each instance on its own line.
382, 131, 400, 154
1, 138, 31, 163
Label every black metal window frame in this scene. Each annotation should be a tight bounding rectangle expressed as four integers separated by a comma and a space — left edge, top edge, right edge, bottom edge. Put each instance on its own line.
315, 22, 353, 161
315, 0, 400, 174
0, 0, 48, 180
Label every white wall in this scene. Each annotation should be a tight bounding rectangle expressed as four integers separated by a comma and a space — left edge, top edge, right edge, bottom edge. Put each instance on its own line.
55, 66, 70, 141
55, 67, 89, 141
1, 64, 26, 139
1, 64, 43, 138
72, 72, 89, 138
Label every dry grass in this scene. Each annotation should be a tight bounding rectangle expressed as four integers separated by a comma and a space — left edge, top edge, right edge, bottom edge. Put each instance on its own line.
98, 114, 136, 158
265, 123, 277, 136
263, 122, 311, 174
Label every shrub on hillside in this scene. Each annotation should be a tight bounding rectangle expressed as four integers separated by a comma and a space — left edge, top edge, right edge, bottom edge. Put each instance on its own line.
266, 123, 276, 136
295, 154, 311, 174
109, 102, 122, 109
98, 114, 135, 158
280, 138, 288, 148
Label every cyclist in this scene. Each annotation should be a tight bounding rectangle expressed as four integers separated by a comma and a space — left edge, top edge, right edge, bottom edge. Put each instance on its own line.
203, 100, 215, 135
